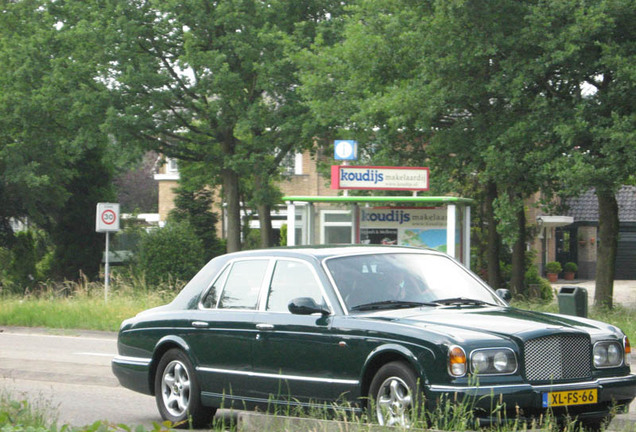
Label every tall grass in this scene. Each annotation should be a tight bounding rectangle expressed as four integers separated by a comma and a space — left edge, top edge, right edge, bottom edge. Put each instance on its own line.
0, 275, 175, 332
511, 299, 636, 342
1, 277, 633, 338
0, 390, 53, 430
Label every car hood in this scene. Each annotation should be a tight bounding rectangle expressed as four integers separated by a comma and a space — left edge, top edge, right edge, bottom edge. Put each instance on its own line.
359, 306, 622, 341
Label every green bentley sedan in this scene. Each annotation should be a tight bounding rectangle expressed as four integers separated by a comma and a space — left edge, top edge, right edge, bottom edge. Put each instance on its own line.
112, 246, 635, 428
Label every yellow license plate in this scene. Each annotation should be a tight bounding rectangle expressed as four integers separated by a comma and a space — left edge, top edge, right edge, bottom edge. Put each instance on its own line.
542, 389, 597, 407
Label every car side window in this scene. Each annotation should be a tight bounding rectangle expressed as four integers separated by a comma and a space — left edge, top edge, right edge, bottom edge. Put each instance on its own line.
218, 260, 269, 309
266, 260, 324, 313
201, 265, 230, 308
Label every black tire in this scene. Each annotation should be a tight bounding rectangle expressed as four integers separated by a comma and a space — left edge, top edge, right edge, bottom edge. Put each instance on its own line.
368, 361, 423, 427
154, 348, 216, 428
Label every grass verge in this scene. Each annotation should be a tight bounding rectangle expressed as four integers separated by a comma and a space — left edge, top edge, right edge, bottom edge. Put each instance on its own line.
510, 298, 636, 342
0, 278, 173, 332
1, 281, 633, 339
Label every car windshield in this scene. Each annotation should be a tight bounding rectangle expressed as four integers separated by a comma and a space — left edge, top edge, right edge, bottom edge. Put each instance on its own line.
325, 252, 502, 312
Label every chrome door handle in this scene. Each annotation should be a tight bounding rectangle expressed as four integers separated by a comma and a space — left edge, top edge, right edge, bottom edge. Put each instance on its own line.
256, 323, 274, 331
192, 321, 208, 328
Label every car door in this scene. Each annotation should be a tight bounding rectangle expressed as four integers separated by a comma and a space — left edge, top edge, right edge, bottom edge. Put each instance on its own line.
186, 258, 271, 408
250, 258, 358, 405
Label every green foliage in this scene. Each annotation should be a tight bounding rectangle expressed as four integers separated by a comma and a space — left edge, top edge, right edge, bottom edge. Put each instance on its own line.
101, 0, 345, 251
546, 261, 563, 274
136, 221, 206, 287
0, 0, 114, 234
242, 228, 262, 251
49, 147, 115, 281
0, 230, 51, 294
564, 262, 578, 273
524, 265, 553, 303
169, 166, 224, 260
279, 223, 288, 247
540, 278, 554, 302
524, 265, 542, 286
0, 391, 52, 430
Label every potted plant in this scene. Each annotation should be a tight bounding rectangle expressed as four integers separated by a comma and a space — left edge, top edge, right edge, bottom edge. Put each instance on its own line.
578, 233, 586, 247
546, 261, 562, 283
563, 262, 578, 280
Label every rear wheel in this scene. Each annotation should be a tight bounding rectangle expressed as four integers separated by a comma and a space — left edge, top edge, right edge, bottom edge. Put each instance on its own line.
368, 361, 423, 427
154, 348, 216, 428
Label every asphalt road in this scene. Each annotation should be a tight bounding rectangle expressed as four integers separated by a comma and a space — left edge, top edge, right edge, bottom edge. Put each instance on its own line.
0, 326, 634, 430
0, 327, 159, 427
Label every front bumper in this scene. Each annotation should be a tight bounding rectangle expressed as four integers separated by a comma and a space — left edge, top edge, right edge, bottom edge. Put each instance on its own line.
427, 374, 636, 423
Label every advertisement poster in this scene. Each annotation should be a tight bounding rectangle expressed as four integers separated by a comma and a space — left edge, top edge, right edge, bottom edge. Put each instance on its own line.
359, 207, 451, 251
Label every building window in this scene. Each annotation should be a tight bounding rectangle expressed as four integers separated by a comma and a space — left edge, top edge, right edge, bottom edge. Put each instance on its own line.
321, 210, 352, 244
166, 158, 178, 173
281, 152, 303, 176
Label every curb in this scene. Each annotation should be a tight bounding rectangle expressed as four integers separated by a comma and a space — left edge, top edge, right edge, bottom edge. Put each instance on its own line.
237, 411, 636, 432
237, 411, 421, 432
608, 413, 636, 432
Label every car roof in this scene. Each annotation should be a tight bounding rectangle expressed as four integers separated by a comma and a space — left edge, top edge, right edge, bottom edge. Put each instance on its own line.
221, 245, 443, 261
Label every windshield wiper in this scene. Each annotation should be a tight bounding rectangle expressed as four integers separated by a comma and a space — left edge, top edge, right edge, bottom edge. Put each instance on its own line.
433, 297, 492, 306
350, 300, 438, 312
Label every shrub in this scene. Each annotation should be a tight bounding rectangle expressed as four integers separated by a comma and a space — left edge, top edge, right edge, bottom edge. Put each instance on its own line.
136, 220, 206, 287
564, 262, 578, 273
524, 265, 542, 285
546, 261, 562, 274
524, 265, 553, 302
539, 277, 554, 302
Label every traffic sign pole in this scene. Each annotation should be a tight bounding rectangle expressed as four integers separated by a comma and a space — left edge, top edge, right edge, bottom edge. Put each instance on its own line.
105, 231, 110, 302
96, 203, 120, 303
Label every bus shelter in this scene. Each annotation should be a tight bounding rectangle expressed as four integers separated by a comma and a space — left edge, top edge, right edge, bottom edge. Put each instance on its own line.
283, 195, 474, 268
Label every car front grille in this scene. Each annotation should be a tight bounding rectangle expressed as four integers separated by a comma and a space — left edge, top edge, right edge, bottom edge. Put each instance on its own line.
524, 334, 592, 383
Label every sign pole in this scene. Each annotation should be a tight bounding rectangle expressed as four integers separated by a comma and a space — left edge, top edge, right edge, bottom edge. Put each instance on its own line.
96, 203, 120, 303
104, 231, 110, 302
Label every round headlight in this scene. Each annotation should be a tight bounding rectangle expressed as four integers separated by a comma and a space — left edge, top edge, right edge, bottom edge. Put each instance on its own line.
608, 344, 621, 365
594, 344, 608, 366
493, 351, 509, 371
472, 352, 489, 373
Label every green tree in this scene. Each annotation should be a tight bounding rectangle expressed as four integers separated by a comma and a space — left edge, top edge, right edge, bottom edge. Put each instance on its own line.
530, 0, 636, 308
0, 0, 117, 281
49, 147, 115, 281
170, 162, 224, 260
102, 0, 343, 252
0, 1, 76, 238
298, 0, 555, 293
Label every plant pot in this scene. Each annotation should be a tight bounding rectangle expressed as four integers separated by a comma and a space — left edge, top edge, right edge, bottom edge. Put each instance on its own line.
547, 273, 558, 283
563, 272, 575, 281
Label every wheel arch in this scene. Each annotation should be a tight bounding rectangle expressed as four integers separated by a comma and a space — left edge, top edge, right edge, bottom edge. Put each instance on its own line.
360, 344, 429, 400
149, 335, 192, 396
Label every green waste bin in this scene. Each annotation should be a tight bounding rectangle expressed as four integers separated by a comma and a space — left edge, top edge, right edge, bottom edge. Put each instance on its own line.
557, 286, 588, 317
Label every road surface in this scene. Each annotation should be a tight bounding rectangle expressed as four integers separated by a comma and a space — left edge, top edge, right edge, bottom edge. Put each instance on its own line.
0, 326, 634, 430
0, 327, 159, 427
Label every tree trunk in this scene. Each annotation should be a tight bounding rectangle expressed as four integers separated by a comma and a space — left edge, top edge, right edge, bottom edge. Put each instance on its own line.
510, 195, 526, 297
258, 202, 274, 247
222, 168, 241, 253
595, 189, 618, 309
484, 182, 502, 289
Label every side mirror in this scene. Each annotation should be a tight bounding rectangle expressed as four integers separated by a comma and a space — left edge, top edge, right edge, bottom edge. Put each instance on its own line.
288, 297, 330, 316
496, 288, 512, 302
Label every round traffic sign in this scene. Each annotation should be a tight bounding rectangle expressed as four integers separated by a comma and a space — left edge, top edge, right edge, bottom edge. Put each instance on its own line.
101, 209, 117, 225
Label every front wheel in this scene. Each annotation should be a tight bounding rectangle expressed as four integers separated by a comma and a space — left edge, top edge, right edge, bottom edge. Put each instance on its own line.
154, 348, 216, 428
368, 361, 423, 427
